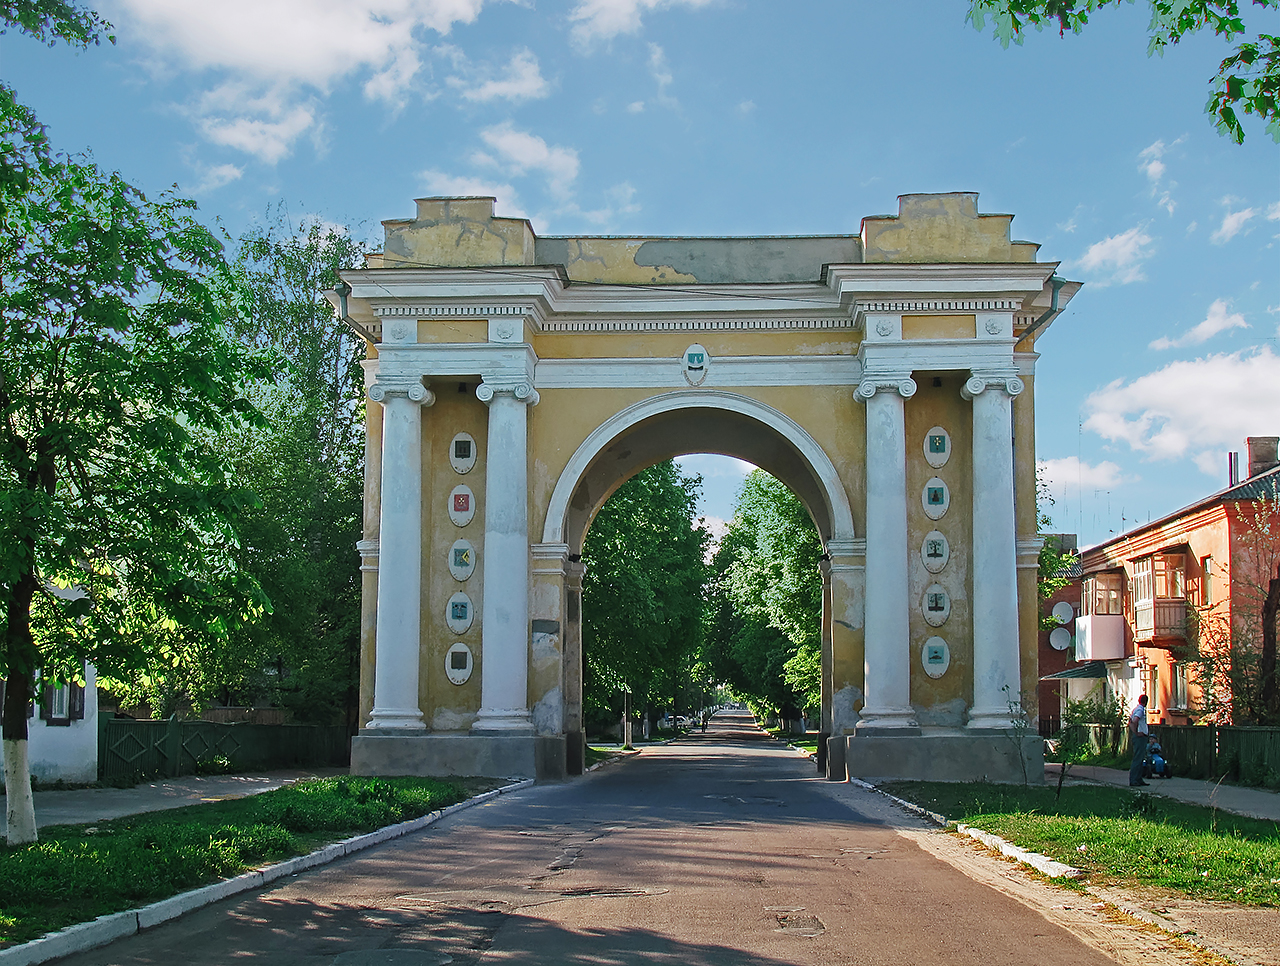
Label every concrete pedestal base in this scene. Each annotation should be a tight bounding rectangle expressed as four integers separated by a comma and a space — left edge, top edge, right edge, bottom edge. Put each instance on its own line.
351, 733, 567, 781
842, 733, 1043, 784
565, 730, 585, 776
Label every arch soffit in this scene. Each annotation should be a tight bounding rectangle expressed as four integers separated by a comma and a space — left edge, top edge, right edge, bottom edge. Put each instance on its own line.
541, 390, 857, 547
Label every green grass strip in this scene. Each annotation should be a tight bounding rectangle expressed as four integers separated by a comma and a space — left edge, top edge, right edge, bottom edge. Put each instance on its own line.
0, 775, 492, 947
881, 781, 1280, 906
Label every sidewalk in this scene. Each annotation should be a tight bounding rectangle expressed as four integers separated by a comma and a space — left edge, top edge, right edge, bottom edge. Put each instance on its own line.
2, 767, 347, 834
1046, 762, 1280, 822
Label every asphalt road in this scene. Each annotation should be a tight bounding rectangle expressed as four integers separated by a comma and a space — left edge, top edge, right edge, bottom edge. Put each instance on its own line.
58, 712, 1139, 965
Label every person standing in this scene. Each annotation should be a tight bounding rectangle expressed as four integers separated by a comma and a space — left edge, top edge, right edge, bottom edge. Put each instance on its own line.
1128, 693, 1150, 787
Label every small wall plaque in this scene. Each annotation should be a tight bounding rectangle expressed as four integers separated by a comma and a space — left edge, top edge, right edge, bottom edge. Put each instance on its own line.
922, 583, 951, 626
445, 642, 474, 685
921, 530, 950, 574
448, 539, 476, 581
446, 591, 474, 634
923, 426, 951, 469
448, 484, 476, 527
682, 344, 710, 386
922, 477, 950, 520
922, 636, 951, 679
450, 433, 477, 474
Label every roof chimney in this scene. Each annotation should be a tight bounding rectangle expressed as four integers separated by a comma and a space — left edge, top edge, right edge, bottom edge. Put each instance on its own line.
1247, 436, 1279, 478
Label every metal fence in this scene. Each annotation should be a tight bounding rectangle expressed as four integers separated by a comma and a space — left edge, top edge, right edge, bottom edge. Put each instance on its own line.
1068, 723, 1280, 785
99, 717, 350, 783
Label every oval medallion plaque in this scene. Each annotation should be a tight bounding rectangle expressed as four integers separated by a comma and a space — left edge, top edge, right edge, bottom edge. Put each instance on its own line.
446, 591, 474, 634
922, 637, 951, 679
448, 484, 475, 527
450, 433, 477, 474
923, 426, 952, 469
448, 539, 476, 581
445, 642, 474, 685
922, 477, 950, 521
922, 583, 951, 627
921, 530, 950, 574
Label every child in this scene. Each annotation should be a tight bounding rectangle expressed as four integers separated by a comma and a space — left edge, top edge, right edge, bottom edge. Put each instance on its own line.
1147, 739, 1171, 779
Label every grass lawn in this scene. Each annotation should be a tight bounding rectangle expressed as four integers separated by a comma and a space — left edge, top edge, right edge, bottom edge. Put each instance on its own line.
767, 729, 818, 752
0, 775, 501, 948
881, 780, 1280, 906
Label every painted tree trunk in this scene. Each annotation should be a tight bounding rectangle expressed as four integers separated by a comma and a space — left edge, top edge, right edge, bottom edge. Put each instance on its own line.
4, 572, 40, 845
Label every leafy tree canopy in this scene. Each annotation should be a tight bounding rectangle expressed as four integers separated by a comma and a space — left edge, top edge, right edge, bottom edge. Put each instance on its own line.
581, 461, 708, 720
0, 83, 272, 837
0, 0, 111, 47
703, 470, 822, 718
969, 1, 1280, 142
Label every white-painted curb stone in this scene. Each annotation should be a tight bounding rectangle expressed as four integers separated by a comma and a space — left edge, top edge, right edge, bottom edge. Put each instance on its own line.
0, 778, 534, 966
955, 823, 1082, 879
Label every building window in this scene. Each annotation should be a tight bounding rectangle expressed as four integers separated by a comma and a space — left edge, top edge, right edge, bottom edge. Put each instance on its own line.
1200, 555, 1213, 606
1154, 553, 1186, 599
38, 679, 85, 727
1172, 663, 1189, 710
1082, 572, 1124, 616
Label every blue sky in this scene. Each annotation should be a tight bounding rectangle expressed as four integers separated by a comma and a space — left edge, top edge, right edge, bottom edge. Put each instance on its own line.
4, 0, 1277, 546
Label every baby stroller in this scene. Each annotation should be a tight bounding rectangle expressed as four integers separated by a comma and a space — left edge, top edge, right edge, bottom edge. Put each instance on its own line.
1143, 739, 1172, 779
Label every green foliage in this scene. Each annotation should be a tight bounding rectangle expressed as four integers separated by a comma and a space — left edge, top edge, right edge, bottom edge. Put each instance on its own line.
581, 461, 709, 719
882, 779, 1280, 902
0, 0, 112, 47
0, 776, 467, 944
968, 1, 1280, 142
702, 470, 822, 717
0, 85, 272, 736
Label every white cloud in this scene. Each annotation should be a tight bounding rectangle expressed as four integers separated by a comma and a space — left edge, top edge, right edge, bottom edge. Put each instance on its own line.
1075, 226, 1153, 285
648, 43, 677, 107
1211, 206, 1256, 244
1083, 347, 1280, 473
418, 170, 527, 218
1139, 140, 1166, 183
185, 161, 243, 194
1037, 457, 1132, 498
446, 48, 550, 102
568, 0, 716, 47
1149, 299, 1248, 350
113, 0, 509, 161
474, 123, 580, 198
1268, 201, 1280, 221
737, 99, 755, 115
627, 100, 645, 113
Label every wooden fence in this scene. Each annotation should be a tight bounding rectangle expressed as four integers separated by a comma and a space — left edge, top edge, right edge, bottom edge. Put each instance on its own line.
99, 717, 350, 783
1070, 723, 1280, 785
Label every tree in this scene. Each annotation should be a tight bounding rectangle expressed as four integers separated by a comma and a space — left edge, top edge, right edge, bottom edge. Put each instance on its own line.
969, 1, 1280, 143
0, 0, 111, 47
702, 470, 823, 721
0, 87, 271, 843
580, 462, 708, 728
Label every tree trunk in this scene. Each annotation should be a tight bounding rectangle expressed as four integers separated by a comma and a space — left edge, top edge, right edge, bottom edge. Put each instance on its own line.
1261, 564, 1280, 722
4, 571, 40, 845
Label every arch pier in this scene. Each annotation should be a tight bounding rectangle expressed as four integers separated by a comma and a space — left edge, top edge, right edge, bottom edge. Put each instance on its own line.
340, 192, 1078, 781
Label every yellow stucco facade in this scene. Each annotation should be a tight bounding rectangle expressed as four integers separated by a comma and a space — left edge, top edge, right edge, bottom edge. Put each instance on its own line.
340, 192, 1078, 782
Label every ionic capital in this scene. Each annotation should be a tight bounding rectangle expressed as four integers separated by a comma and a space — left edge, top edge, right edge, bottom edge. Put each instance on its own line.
961, 372, 1024, 401
367, 380, 435, 406
476, 381, 540, 407
855, 373, 917, 401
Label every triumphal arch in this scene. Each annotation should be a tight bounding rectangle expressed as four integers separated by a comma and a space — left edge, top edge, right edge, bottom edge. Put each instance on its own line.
336, 192, 1078, 782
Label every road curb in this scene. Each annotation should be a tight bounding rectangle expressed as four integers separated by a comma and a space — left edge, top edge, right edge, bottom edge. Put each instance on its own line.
846, 779, 1081, 879
0, 778, 534, 966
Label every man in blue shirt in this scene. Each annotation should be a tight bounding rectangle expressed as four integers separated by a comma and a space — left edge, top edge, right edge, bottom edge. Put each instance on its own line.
1128, 694, 1150, 787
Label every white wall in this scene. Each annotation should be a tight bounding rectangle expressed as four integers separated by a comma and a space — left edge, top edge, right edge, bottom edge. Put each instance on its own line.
21, 666, 98, 785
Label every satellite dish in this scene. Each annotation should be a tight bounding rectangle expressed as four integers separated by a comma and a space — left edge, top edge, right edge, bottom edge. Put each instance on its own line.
1051, 601, 1075, 625
1049, 627, 1072, 651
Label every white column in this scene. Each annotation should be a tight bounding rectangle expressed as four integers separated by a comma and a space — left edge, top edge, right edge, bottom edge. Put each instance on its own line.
854, 374, 920, 735
365, 379, 433, 730
473, 380, 539, 732
964, 371, 1025, 729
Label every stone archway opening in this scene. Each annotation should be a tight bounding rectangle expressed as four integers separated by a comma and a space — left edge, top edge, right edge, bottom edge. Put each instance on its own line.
545, 394, 854, 773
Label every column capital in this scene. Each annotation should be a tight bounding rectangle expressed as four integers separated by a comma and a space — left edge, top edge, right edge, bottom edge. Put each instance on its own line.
477, 380, 540, 407
531, 542, 570, 576
855, 373, 916, 401
367, 379, 434, 406
961, 371, 1024, 401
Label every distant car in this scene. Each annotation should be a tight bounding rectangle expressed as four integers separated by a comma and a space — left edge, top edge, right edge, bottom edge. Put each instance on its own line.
675, 716, 690, 727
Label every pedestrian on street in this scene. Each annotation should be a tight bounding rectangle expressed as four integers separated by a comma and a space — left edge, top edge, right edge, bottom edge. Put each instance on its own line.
1128, 693, 1149, 787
